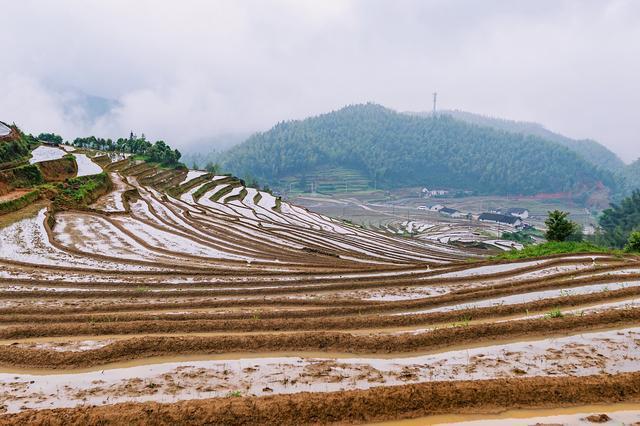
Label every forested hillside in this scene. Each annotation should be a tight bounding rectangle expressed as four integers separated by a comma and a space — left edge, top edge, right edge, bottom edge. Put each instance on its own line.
624, 159, 640, 193
222, 104, 615, 196
412, 110, 625, 173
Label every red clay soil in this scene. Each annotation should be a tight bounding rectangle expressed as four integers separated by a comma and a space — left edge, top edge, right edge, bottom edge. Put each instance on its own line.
2, 372, 639, 425
0, 189, 30, 202
0, 181, 11, 196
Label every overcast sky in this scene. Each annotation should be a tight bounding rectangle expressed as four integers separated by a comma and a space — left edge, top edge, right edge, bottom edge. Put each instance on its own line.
1, 0, 639, 161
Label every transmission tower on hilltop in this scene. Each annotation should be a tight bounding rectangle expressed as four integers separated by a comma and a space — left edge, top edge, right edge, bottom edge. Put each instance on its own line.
433, 92, 437, 115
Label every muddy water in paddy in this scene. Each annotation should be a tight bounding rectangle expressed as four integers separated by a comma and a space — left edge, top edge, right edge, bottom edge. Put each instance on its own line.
434, 260, 547, 278
373, 403, 640, 425
2, 160, 640, 421
400, 280, 640, 315
73, 153, 103, 177
1, 327, 639, 413
28, 146, 65, 164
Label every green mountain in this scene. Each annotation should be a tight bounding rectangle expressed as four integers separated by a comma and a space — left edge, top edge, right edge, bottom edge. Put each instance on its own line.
423, 110, 625, 173
222, 103, 615, 196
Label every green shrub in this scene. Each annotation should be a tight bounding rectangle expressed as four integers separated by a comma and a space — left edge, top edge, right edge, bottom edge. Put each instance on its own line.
0, 190, 40, 214
53, 173, 111, 207
0, 128, 30, 165
545, 308, 564, 319
0, 164, 44, 187
625, 230, 640, 253
501, 231, 534, 244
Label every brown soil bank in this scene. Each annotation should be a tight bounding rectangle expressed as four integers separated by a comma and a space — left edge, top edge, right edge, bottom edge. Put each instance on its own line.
2, 372, 640, 425
1, 309, 638, 369
37, 156, 78, 181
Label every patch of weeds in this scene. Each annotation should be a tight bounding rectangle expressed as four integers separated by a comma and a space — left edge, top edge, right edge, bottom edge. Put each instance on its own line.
226, 390, 242, 398
493, 241, 619, 260
545, 308, 564, 319
453, 314, 472, 327
511, 367, 527, 375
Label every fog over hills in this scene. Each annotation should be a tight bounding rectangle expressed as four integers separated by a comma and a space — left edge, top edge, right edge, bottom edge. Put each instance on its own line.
1, 2, 639, 161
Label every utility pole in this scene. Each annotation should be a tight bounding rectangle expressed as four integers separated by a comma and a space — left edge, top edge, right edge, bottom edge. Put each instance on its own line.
433, 92, 437, 115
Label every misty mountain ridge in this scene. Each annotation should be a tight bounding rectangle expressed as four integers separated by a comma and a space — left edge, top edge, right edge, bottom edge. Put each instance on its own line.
222, 103, 615, 200
180, 132, 254, 169
44, 85, 122, 125
407, 109, 626, 173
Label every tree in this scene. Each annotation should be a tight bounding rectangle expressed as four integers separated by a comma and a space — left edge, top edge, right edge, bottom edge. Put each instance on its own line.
37, 133, 63, 145
625, 230, 640, 252
545, 210, 577, 242
599, 190, 640, 248
204, 162, 219, 173
145, 140, 181, 165
566, 223, 584, 242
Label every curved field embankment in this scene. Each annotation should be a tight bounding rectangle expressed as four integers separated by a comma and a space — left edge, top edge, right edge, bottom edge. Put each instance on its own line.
1, 154, 639, 422
0, 308, 639, 369
2, 373, 640, 426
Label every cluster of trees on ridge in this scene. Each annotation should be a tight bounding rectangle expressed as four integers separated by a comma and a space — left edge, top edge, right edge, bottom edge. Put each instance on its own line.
36, 133, 64, 145
539, 190, 640, 253
222, 104, 615, 196
623, 160, 640, 195
599, 190, 640, 249
72, 133, 182, 166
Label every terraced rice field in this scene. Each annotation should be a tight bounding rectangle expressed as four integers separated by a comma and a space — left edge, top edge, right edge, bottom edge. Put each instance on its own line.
28, 145, 66, 164
1, 155, 640, 424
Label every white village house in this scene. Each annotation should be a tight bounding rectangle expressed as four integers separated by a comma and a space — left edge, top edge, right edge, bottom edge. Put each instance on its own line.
478, 212, 522, 227
505, 207, 530, 219
422, 187, 449, 198
439, 207, 466, 218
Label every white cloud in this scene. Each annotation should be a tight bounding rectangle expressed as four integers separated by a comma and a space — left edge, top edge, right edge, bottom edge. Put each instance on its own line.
0, 0, 638, 161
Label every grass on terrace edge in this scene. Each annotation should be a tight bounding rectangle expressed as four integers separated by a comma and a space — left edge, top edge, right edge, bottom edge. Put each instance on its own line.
130, 155, 186, 170
492, 241, 625, 261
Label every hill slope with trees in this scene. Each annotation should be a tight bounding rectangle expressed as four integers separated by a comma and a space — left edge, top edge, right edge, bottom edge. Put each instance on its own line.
410, 110, 626, 173
623, 159, 640, 193
222, 104, 615, 196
